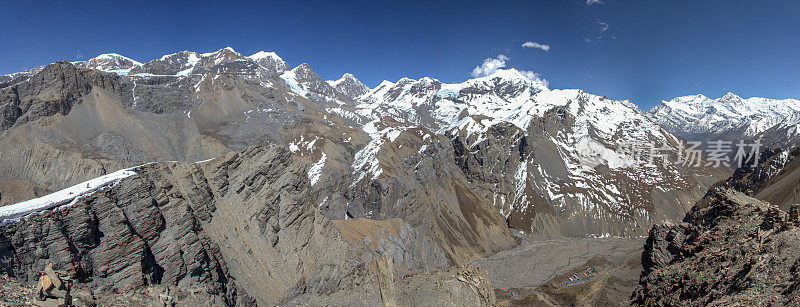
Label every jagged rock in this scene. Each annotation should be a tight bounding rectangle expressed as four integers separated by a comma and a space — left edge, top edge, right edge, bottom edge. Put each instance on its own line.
279, 63, 354, 107
633, 188, 800, 305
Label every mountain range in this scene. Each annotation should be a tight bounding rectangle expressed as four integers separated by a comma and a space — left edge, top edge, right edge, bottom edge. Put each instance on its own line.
650, 92, 800, 148
1, 47, 798, 305
0, 47, 729, 237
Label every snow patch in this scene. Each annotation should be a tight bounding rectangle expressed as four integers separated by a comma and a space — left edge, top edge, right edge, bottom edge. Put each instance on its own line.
308, 152, 327, 186
279, 69, 308, 97
0, 167, 141, 226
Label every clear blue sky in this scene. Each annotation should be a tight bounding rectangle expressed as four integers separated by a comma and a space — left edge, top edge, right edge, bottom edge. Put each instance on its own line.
1, 0, 799, 109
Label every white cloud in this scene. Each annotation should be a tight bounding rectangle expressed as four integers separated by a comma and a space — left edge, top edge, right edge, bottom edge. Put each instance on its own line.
469, 54, 550, 88
521, 41, 551, 51
587, 0, 604, 4
470, 54, 509, 78
519, 70, 549, 88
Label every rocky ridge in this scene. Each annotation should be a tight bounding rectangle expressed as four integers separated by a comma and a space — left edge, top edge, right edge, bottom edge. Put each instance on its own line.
633, 188, 800, 305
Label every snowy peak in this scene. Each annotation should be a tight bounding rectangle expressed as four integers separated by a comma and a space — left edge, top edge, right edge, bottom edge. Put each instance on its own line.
484, 68, 529, 81
9, 47, 264, 78
128, 47, 247, 76
285, 63, 323, 85
191, 47, 248, 74
73, 53, 143, 75
328, 73, 369, 99
199, 47, 243, 63
201, 46, 239, 57
372, 80, 395, 91
356, 68, 550, 130
650, 93, 800, 142
328, 73, 356, 87
474, 68, 549, 90
129, 50, 201, 76
721, 92, 741, 101
352, 81, 702, 237
280, 63, 351, 106
248, 51, 289, 75
249, 51, 282, 61
293, 63, 314, 74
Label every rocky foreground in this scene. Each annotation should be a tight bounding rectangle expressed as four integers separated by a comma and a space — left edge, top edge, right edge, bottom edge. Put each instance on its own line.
633, 188, 800, 306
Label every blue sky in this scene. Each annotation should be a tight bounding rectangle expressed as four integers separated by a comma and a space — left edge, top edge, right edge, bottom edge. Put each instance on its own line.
1, 0, 799, 109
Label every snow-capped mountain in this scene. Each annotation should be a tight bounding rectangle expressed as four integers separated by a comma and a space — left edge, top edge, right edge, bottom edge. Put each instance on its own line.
248, 51, 289, 75
327, 73, 369, 100
356, 68, 550, 131
279, 63, 354, 107
650, 93, 800, 146
0, 47, 721, 238
126, 47, 261, 76
73, 53, 142, 75
750, 112, 800, 148
129, 50, 203, 76
348, 69, 712, 236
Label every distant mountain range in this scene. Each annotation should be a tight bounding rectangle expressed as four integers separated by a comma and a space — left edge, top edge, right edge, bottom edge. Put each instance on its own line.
650, 92, 800, 148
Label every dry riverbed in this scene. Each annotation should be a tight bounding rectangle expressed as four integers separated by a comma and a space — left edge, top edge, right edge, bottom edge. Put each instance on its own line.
473, 234, 644, 306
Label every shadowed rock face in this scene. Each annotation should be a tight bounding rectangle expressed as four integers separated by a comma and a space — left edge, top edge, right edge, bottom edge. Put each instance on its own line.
633, 188, 800, 306
0, 145, 462, 305
0, 61, 130, 131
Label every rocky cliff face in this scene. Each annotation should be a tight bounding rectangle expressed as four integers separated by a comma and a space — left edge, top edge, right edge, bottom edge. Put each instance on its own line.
0, 61, 130, 131
0, 46, 752, 305
248, 51, 289, 76
633, 188, 800, 305
0, 145, 470, 305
